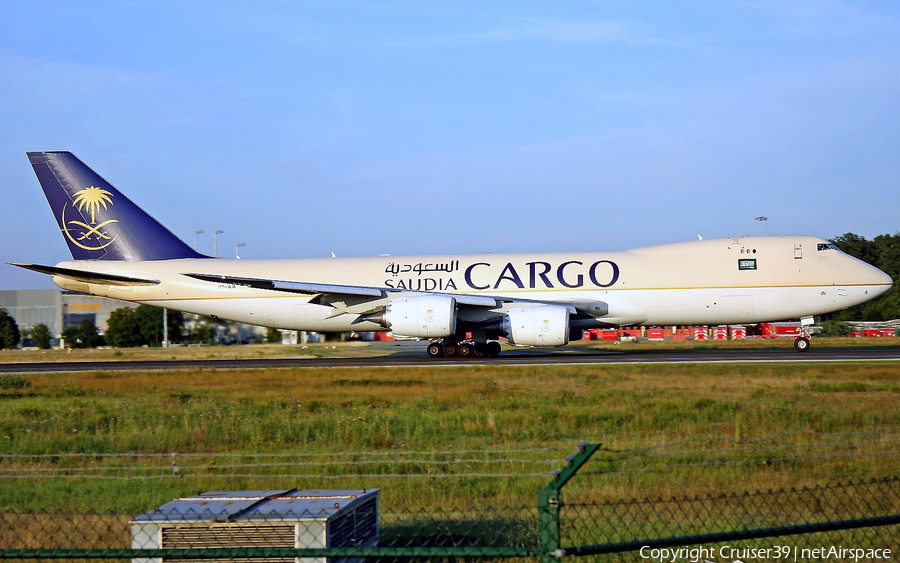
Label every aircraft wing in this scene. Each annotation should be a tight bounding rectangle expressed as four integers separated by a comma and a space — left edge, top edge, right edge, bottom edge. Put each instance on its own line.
181, 272, 644, 324
183, 272, 499, 307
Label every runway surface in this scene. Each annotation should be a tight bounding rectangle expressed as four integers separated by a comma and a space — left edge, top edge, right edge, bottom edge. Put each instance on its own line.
2, 346, 899, 373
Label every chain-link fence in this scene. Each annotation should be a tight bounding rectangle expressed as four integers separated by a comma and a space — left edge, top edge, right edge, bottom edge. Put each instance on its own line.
0, 442, 897, 561
562, 477, 899, 560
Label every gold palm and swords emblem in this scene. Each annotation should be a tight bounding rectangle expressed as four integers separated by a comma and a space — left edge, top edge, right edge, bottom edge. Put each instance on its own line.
62, 186, 121, 251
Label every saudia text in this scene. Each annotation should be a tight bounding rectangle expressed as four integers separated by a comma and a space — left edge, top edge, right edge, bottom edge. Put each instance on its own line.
383, 260, 620, 291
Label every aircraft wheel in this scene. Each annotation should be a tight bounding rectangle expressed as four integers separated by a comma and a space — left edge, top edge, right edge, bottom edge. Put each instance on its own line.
443, 342, 459, 357
794, 337, 810, 352
457, 343, 475, 358
427, 342, 444, 358
473, 343, 488, 358
486, 341, 502, 356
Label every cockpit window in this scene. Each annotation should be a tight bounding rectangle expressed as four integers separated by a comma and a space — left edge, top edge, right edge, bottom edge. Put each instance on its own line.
817, 243, 839, 251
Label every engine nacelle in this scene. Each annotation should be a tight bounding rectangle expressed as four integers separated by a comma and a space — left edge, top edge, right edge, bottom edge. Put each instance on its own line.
504, 305, 570, 347
384, 295, 457, 338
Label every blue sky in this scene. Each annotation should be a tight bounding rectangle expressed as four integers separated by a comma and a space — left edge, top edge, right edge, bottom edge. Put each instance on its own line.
2, 1, 899, 289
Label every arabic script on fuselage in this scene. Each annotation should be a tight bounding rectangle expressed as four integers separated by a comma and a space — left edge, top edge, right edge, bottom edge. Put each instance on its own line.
383, 259, 619, 292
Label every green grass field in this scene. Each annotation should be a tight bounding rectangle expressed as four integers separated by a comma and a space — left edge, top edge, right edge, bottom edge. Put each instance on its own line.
0, 359, 897, 514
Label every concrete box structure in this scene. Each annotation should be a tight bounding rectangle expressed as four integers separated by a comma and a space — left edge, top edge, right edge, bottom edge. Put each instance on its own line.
131, 489, 379, 563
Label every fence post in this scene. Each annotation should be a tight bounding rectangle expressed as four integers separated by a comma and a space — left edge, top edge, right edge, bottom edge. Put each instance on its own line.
538, 442, 600, 562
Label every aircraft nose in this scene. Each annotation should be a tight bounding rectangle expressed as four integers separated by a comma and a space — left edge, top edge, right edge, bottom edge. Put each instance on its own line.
842, 253, 893, 298
862, 263, 894, 299
874, 266, 893, 296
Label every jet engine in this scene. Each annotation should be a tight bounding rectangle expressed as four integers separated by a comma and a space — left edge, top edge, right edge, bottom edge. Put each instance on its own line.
384, 295, 457, 338
504, 305, 570, 346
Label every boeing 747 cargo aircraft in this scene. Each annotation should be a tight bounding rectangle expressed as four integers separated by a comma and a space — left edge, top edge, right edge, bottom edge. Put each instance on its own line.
12, 152, 893, 356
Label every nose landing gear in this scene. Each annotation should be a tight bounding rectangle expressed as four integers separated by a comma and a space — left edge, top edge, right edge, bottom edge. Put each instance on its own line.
794, 316, 814, 352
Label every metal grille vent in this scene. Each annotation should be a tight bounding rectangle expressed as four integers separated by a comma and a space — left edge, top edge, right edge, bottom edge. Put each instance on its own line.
354, 497, 378, 545
328, 497, 377, 547
161, 523, 295, 563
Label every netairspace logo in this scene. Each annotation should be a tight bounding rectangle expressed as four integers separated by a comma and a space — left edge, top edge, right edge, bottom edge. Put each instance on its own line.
639, 545, 893, 562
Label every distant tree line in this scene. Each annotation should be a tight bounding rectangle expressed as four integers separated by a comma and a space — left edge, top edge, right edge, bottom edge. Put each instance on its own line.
105, 305, 186, 347
824, 232, 900, 321
62, 319, 104, 348
0, 309, 20, 350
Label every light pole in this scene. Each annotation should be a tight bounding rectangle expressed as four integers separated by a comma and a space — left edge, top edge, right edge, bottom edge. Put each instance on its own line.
214, 230, 224, 257
194, 229, 205, 251
236, 243, 246, 259
754, 216, 768, 236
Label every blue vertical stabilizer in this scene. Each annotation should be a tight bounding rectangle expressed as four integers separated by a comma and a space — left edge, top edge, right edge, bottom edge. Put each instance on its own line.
27, 151, 207, 261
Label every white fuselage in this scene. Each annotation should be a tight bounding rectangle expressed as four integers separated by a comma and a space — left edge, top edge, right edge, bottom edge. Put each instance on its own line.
50, 236, 892, 333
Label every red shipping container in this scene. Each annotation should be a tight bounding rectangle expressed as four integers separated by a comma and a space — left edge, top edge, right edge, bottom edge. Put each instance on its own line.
647, 328, 665, 340
601, 329, 619, 341
693, 326, 709, 340
713, 326, 728, 340
730, 326, 747, 340
761, 323, 801, 338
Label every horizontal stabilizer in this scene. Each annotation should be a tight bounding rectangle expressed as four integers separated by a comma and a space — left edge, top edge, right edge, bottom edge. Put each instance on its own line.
9, 263, 159, 286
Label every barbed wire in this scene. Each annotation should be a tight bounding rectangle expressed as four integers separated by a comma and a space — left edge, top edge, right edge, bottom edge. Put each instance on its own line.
0, 457, 558, 474
594, 437, 900, 464
2, 431, 895, 461
1, 431, 896, 482
0, 471, 552, 480
0, 446, 563, 459
598, 429, 900, 455
582, 450, 900, 477
4, 437, 894, 476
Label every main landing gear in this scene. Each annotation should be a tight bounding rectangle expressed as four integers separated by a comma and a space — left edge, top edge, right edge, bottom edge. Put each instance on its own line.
427, 339, 502, 358
793, 316, 814, 352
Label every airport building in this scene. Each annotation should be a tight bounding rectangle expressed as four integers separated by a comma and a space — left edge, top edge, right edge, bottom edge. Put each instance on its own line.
0, 289, 134, 337
0, 289, 270, 344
